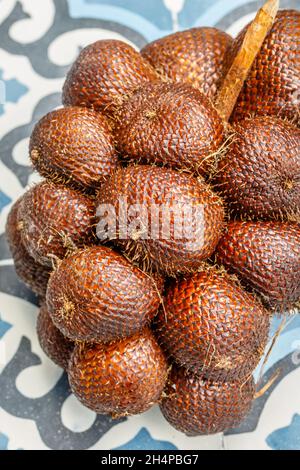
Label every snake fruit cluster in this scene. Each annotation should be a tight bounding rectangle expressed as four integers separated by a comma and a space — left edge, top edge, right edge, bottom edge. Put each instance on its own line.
5, 8, 300, 436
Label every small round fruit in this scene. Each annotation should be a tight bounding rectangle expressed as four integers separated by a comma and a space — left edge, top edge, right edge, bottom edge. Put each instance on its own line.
37, 303, 74, 369
215, 117, 300, 221
18, 181, 95, 267
97, 165, 225, 275
160, 366, 255, 436
5, 198, 51, 296
30, 107, 119, 192
62, 39, 158, 115
114, 82, 225, 175
68, 329, 168, 416
216, 221, 300, 310
155, 267, 270, 381
226, 10, 300, 125
141, 27, 233, 99
46, 246, 162, 342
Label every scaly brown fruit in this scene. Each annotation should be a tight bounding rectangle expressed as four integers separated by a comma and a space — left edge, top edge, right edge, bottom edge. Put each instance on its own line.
68, 329, 168, 416
5, 198, 51, 296
155, 266, 270, 381
96, 165, 225, 275
30, 107, 119, 193
18, 181, 95, 267
224, 10, 300, 125
216, 221, 300, 310
46, 246, 162, 342
114, 82, 225, 175
160, 366, 255, 435
62, 39, 158, 116
141, 27, 233, 99
215, 116, 300, 221
37, 303, 74, 369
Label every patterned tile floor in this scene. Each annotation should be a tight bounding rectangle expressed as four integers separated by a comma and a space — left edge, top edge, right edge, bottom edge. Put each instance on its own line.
0, 0, 299, 450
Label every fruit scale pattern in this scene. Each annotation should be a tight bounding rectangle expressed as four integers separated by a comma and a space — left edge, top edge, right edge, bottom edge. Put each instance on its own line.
0, 0, 300, 451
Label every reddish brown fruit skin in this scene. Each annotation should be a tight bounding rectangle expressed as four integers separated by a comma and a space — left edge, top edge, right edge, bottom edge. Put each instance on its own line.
37, 304, 74, 370
160, 366, 255, 436
46, 246, 162, 342
155, 267, 270, 381
216, 221, 300, 310
68, 329, 168, 416
97, 165, 225, 275
29, 107, 119, 193
5, 198, 51, 296
215, 117, 300, 221
114, 82, 225, 175
225, 11, 300, 126
62, 40, 158, 116
18, 181, 96, 267
141, 27, 233, 99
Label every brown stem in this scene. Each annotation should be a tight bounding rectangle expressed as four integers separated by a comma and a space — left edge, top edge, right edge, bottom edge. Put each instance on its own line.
215, 0, 279, 122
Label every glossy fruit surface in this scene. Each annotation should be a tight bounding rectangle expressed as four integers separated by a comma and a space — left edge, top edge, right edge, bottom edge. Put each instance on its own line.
5, 198, 51, 296
18, 181, 95, 267
62, 39, 158, 116
68, 329, 168, 416
37, 303, 74, 369
215, 117, 300, 220
30, 107, 119, 192
114, 82, 225, 175
216, 221, 300, 309
155, 267, 270, 381
46, 246, 162, 342
97, 165, 225, 275
141, 27, 233, 99
226, 11, 300, 125
160, 366, 255, 435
